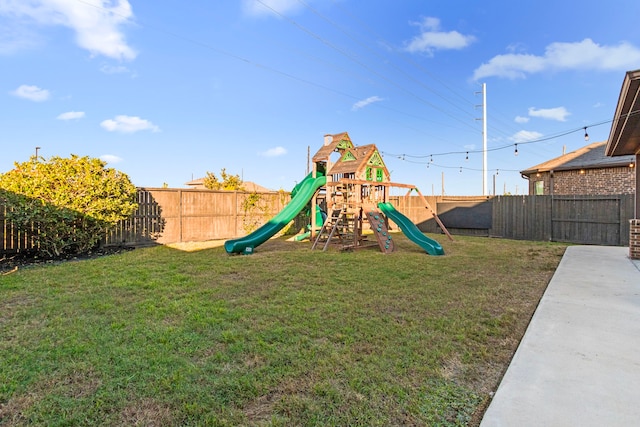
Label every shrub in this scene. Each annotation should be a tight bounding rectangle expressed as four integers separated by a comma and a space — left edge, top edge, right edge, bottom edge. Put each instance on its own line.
203, 168, 245, 191
0, 155, 138, 257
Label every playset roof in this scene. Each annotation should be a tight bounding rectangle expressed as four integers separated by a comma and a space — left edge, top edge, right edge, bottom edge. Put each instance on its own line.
312, 132, 353, 162
313, 132, 390, 181
329, 144, 381, 175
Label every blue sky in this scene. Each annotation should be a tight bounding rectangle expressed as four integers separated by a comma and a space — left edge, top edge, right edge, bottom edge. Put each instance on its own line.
2, 0, 640, 195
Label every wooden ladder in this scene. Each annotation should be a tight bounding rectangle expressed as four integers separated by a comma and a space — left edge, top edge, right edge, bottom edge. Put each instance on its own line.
312, 209, 344, 251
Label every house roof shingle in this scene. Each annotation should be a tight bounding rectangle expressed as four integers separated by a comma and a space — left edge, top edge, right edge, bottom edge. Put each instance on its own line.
520, 142, 635, 175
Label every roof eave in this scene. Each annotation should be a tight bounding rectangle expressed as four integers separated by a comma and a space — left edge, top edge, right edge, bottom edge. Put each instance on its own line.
606, 69, 640, 157
521, 160, 635, 175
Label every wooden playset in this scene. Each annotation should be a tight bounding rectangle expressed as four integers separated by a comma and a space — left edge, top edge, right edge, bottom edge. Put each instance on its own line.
307, 132, 450, 254
224, 131, 449, 255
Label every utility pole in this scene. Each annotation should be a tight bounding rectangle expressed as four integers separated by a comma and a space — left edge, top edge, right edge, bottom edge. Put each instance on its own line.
475, 83, 488, 196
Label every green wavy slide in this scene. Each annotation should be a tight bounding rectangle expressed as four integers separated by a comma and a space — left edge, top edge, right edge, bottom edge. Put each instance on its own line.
225, 173, 326, 254
378, 202, 444, 256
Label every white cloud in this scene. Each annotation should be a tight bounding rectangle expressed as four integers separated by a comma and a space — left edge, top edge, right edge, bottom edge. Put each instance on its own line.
100, 115, 159, 133
515, 116, 530, 124
473, 53, 546, 80
100, 154, 123, 164
100, 64, 129, 74
57, 111, 85, 120
403, 16, 476, 55
352, 96, 383, 111
528, 107, 570, 122
242, 0, 301, 17
0, 0, 137, 60
10, 84, 50, 101
473, 38, 640, 80
260, 146, 287, 157
511, 130, 543, 143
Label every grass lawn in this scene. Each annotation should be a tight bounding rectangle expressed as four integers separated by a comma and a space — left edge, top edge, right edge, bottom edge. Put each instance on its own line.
0, 234, 567, 426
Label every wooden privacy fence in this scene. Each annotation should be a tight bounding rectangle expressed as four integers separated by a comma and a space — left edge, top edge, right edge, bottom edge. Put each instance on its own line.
103, 188, 290, 246
1, 204, 34, 254
0, 188, 290, 255
1, 191, 635, 255
414, 194, 635, 246
494, 194, 635, 245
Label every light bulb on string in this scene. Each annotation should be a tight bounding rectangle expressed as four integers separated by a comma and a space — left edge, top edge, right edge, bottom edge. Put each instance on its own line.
465, 152, 469, 162
514, 144, 519, 156
584, 127, 589, 141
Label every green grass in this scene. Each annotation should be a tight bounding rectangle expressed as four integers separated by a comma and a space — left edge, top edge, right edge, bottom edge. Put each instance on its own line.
0, 234, 567, 426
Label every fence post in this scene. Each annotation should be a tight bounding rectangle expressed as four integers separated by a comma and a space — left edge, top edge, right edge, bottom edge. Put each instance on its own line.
178, 189, 183, 243
235, 192, 238, 237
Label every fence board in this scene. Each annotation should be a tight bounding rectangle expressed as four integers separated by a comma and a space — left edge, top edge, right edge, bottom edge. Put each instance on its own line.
551, 196, 625, 245
1, 191, 635, 255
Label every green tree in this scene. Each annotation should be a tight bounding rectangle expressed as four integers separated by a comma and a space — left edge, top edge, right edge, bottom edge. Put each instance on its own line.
0, 155, 138, 257
203, 168, 245, 191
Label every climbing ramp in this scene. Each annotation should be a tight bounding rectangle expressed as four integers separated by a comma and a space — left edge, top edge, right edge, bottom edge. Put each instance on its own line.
366, 210, 395, 254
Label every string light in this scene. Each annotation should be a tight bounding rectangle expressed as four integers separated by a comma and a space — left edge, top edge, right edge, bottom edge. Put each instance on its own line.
514, 144, 518, 156
385, 111, 640, 165
465, 151, 469, 161
584, 127, 589, 141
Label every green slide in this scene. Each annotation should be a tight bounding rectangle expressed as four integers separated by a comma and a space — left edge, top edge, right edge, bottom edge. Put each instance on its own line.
225, 173, 326, 254
378, 202, 445, 256
292, 205, 326, 241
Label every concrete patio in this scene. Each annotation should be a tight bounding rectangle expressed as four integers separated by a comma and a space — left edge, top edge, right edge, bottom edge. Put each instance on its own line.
481, 245, 640, 427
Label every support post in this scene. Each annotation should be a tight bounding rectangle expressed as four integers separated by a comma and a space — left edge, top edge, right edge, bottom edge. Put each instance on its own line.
414, 187, 453, 241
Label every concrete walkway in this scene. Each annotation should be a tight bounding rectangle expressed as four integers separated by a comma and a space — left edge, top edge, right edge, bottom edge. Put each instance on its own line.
481, 246, 640, 427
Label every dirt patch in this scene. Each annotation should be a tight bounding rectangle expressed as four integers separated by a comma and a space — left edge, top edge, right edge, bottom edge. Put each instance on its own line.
119, 398, 175, 426
165, 240, 226, 252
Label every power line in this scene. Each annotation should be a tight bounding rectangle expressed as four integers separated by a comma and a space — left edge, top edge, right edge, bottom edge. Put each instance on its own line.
328, 0, 478, 111
322, 0, 533, 148
296, 0, 480, 123
73, 0, 482, 138
255, 0, 480, 133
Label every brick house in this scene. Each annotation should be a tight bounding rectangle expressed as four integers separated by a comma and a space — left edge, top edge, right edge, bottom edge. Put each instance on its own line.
605, 69, 640, 259
520, 141, 635, 196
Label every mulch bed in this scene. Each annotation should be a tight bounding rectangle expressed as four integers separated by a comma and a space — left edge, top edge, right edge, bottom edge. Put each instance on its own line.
1, 246, 134, 275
